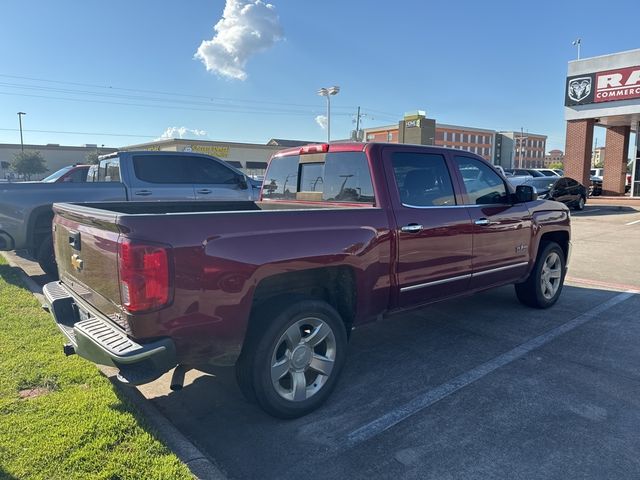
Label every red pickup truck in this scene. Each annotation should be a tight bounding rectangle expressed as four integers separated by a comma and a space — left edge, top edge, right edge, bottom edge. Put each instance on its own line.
44, 143, 571, 418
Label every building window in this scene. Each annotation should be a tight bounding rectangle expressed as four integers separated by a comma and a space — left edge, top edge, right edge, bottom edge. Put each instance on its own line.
387, 132, 393, 142
443, 131, 448, 142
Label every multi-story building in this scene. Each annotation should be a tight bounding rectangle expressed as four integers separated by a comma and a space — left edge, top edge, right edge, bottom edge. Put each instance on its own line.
544, 149, 565, 168
591, 146, 605, 167
363, 112, 549, 169
495, 132, 547, 169
435, 124, 495, 162
363, 113, 495, 162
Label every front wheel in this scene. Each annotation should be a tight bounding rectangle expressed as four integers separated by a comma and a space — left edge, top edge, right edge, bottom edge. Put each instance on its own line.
574, 195, 585, 211
236, 298, 348, 418
515, 241, 565, 309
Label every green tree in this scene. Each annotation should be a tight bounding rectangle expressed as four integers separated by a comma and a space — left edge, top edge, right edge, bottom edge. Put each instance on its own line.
11, 151, 47, 180
547, 162, 564, 170
85, 151, 100, 165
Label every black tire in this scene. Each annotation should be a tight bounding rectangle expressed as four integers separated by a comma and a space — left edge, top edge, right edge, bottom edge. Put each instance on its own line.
515, 241, 565, 309
574, 195, 585, 211
36, 234, 58, 278
236, 296, 348, 418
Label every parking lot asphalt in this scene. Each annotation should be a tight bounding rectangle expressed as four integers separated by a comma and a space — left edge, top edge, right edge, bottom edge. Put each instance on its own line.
8, 204, 640, 480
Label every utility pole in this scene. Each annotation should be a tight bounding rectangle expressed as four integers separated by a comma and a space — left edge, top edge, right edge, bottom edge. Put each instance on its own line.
518, 127, 529, 169
355, 106, 361, 141
17, 112, 26, 152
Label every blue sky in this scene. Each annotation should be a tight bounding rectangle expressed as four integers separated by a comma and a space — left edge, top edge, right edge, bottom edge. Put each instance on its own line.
0, 0, 638, 151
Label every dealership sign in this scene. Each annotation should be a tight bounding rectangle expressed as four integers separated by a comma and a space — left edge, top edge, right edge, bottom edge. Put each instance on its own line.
565, 65, 640, 106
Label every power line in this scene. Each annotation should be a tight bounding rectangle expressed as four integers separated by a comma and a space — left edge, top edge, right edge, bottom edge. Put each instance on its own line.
0, 90, 353, 117
0, 127, 157, 138
0, 73, 358, 111
0, 127, 274, 145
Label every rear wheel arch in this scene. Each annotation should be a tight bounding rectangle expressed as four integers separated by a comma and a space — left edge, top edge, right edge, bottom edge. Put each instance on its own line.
248, 266, 358, 337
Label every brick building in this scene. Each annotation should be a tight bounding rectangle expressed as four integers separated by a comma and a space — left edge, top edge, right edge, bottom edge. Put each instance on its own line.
544, 149, 565, 168
363, 113, 496, 162
363, 113, 547, 168
495, 132, 547, 169
435, 124, 494, 162
564, 48, 640, 196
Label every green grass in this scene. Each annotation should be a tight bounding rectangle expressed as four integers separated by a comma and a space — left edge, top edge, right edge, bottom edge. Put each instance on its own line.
0, 257, 193, 480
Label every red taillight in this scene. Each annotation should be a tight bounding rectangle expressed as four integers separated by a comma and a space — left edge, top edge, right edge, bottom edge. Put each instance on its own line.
300, 144, 329, 154
118, 238, 172, 313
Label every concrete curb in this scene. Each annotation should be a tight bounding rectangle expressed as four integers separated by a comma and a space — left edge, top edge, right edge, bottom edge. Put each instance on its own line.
1, 252, 227, 480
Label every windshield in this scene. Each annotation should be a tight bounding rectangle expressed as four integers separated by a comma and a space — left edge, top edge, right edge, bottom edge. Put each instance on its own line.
41, 166, 73, 182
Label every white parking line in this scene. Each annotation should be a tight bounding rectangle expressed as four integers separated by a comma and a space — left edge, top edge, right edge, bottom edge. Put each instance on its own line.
344, 291, 635, 447
625, 219, 640, 226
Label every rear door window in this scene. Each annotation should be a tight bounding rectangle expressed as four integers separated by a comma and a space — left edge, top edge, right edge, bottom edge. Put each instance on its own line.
133, 155, 192, 183
391, 152, 456, 207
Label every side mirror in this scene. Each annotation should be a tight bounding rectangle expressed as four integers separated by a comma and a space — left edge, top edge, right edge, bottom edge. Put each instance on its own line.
515, 185, 537, 203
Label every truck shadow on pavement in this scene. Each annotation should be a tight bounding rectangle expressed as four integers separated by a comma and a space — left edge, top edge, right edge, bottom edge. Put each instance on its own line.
145, 284, 640, 480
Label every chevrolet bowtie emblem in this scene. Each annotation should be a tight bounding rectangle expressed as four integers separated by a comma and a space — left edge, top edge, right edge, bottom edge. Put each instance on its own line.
70, 254, 83, 272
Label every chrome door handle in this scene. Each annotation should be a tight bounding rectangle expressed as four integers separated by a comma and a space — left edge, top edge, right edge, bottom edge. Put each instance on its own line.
474, 218, 493, 226
135, 190, 152, 196
197, 188, 212, 194
401, 224, 423, 233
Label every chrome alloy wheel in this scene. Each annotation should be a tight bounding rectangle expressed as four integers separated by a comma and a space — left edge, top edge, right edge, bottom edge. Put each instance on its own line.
270, 317, 336, 402
540, 251, 562, 300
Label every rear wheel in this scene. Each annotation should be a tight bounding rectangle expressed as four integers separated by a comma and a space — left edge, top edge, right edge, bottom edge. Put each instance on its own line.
574, 195, 585, 211
36, 234, 58, 278
515, 241, 565, 309
236, 297, 347, 418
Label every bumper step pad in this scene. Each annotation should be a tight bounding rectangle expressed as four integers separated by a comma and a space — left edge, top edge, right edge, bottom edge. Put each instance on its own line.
43, 281, 177, 385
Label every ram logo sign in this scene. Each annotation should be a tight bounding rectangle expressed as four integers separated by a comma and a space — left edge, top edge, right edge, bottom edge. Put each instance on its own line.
568, 77, 592, 103
565, 65, 640, 106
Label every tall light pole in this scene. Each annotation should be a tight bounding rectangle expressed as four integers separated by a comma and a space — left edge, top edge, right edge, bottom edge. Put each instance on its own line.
572, 38, 582, 60
317, 86, 340, 143
17, 112, 26, 152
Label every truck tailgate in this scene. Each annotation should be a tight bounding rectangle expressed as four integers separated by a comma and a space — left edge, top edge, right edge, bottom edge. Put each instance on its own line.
53, 203, 125, 329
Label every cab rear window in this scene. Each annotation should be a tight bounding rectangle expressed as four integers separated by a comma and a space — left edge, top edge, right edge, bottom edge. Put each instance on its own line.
263, 152, 374, 204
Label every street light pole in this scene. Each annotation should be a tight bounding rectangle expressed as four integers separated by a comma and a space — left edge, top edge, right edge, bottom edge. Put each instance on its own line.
572, 38, 582, 60
17, 112, 26, 152
317, 86, 340, 143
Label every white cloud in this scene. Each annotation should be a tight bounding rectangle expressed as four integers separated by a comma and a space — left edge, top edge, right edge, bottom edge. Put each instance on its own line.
155, 127, 208, 141
194, 0, 283, 80
315, 115, 328, 130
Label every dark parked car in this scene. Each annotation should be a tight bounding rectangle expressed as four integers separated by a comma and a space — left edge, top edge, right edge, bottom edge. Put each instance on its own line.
510, 176, 587, 210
